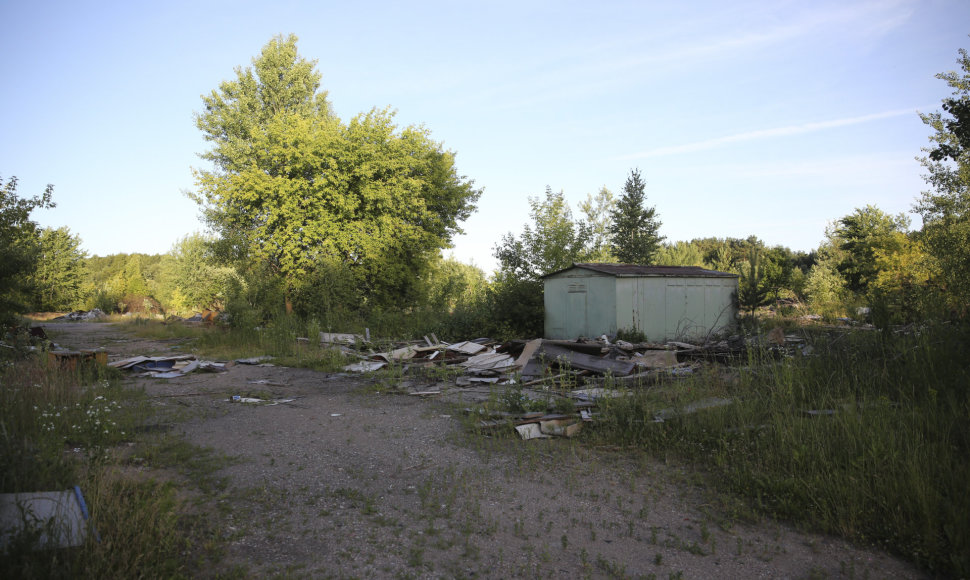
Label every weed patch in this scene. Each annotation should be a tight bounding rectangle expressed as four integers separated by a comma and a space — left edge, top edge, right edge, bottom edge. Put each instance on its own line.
592, 323, 970, 577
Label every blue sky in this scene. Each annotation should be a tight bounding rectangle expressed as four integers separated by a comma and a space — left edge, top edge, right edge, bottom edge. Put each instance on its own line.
1, 0, 967, 272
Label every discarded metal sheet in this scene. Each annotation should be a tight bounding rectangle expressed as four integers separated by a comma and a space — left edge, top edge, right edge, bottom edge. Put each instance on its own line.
460, 352, 515, 373
446, 341, 488, 355
320, 332, 364, 345
344, 361, 387, 372
0, 487, 93, 549
515, 423, 550, 440
109, 354, 195, 369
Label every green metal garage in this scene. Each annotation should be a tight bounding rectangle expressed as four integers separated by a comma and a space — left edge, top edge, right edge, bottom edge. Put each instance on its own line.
542, 263, 739, 341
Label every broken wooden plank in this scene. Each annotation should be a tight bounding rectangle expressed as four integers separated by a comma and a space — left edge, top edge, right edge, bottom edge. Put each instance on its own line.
514, 338, 543, 369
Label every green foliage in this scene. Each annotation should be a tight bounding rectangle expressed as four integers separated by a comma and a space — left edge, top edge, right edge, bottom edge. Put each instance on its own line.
869, 233, 945, 324
608, 168, 663, 264
578, 186, 616, 262
803, 259, 847, 315
738, 247, 771, 314
0, 175, 54, 323
419, 254, 487, 312
192, 34, 480, 312
654, 241, 706, 267
291, 257, 361, 330
82, 253, 166, 314
26, 227, 87, 311
491, 188, 592, 337
494, 188, 592, 281
221, 261, 287, 329
916, 45, 970, 314
486, 273, 544, 338
168, 234, 238, 314
830, 205, 910, 296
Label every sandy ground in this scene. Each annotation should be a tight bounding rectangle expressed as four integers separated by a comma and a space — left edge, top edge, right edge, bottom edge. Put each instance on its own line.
42, 321, 925, 579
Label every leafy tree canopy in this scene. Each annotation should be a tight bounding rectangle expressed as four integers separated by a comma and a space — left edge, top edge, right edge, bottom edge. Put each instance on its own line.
0, 175, 54, 322
27, 227, 86, 311
917, 44, 970, 311
830, 205, 910, 296
578, 186, 615, 262
494, 187, 592, 281
192, 34, 481, 311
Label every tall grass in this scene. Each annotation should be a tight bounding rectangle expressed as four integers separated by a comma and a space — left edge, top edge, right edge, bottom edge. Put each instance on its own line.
594, 323, 970, 577
0, 356, 201, 578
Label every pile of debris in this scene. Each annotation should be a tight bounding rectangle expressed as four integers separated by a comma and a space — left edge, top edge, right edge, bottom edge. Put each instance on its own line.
325, 332, 749, 439
337, 333, 744, 386
52, 309, 107, 321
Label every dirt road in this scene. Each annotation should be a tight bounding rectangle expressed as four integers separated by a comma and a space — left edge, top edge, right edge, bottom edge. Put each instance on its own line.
44, 321, 923, 579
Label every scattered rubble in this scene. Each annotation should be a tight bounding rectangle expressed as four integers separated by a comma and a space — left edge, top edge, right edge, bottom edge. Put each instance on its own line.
103, 327, 822, 440
52, 309, 107, 321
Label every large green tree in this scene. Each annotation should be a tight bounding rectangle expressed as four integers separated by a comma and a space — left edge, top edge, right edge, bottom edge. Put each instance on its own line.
0, 175, 54, 323
608, 169, 663, 264
830, 205, 910, 296
917, 45, 970, 312
494, 187, 592, 282
578, 186, 615, 262
192, 34, 480, 311
491, 188, 593, 336
27, 227, 86, 311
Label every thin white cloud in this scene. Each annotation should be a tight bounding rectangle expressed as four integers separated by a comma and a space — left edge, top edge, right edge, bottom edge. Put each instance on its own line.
620, 108, 922, 160
457, 0, 917, 115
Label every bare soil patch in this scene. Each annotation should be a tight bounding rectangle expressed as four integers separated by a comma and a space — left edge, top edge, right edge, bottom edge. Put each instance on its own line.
41, 321, 924, 579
